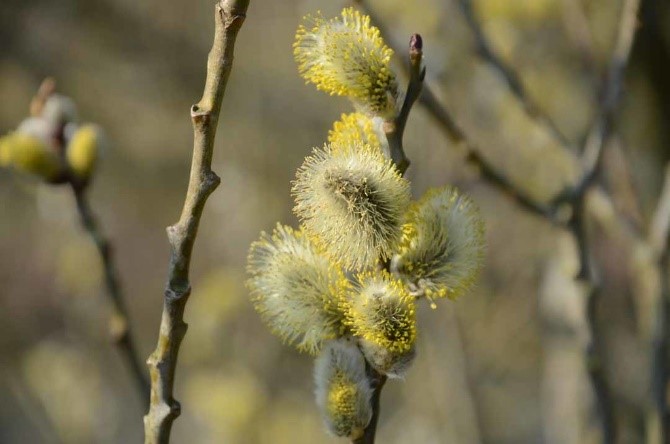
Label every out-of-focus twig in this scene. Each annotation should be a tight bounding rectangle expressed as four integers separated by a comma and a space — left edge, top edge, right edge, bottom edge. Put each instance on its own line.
650, 164, 670, 441
455, 0, 570, 146
143, 1, 249, 443
30, 79, 151, 407
560, 0, 598, 76
649, 165, 670, 258
566, 1, 641, 442
71, 184, 150, 405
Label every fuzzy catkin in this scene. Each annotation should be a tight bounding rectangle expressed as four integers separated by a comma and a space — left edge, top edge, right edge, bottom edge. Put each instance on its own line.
345, 271, 417, 377
292, 142, 410, 270
314, 340, 373, 438
294, 8, 398, 118
246, 224, 349, 354
394, 186, 486, 302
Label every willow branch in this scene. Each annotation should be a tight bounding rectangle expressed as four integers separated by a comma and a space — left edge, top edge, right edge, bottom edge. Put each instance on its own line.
456, 0, 570, 146
143, 1, 249, 442
70, 183, 150, 406
384, 34, 425, 175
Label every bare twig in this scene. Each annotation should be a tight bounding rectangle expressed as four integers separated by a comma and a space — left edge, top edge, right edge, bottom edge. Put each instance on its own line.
455, 0, 570, 146
572, 0, 640, 196
649, 165, 670, 258
384, 34, 425, 175
143, 1, 249, 443
70, 183, 150, 405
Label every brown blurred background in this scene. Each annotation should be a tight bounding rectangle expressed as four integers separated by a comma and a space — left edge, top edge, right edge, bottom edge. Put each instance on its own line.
1, 0, 669, 442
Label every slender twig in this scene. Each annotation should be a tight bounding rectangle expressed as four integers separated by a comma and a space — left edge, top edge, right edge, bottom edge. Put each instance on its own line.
560, 0, 598, 76
143, 1, 249, 443
28, 78, 151, 405
564, 1, 641, 441
353, 365, 387, 444
384, 34, 425, 175
455, 0, 570, 146
571, 0, 640, 194
70, 183, 150, 405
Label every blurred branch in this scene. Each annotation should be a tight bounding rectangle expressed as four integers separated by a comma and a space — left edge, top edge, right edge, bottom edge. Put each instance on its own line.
571, 0, 640, 195
565, 1, 641, 441
560, 0, 597, 76
650, 164, 670, 441
455, 0, 570, 146
649, 165, 670, 258
70, 184, 150, 405
143, 1, 249, 443
30, 78, 151, 407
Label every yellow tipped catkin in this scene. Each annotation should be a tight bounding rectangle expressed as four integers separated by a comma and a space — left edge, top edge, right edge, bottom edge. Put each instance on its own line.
66, 124, 100, 181
345, 271, 417, 377
292, 143, 410, 270
328, 112, 388, 156
394, 186, 486, 302
246, 224, 350, 354
294, 8, 398, 118
0, 132, 61, 181
314, 340, 372, 438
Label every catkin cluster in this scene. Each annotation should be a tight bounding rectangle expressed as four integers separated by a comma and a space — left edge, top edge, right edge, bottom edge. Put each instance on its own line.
247, 8, 486, 439
0, 87, 103, 187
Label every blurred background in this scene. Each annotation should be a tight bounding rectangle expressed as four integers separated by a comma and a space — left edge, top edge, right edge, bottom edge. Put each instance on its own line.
1, 0, 669, 442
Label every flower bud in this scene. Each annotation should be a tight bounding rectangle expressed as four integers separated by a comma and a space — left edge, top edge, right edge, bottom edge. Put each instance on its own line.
246, 224, 349, 354
314, 340, 372, 439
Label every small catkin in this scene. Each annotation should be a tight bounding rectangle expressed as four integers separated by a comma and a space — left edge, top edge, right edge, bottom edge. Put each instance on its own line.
246, 223, 350, 354
293, 8, 398, 118
345, 271, 417, 377
314, 340, 373, 439
66, 124, 101, 181
0, 130, 61, 181
394, 186, 486, 303
292, 142, 410, 270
